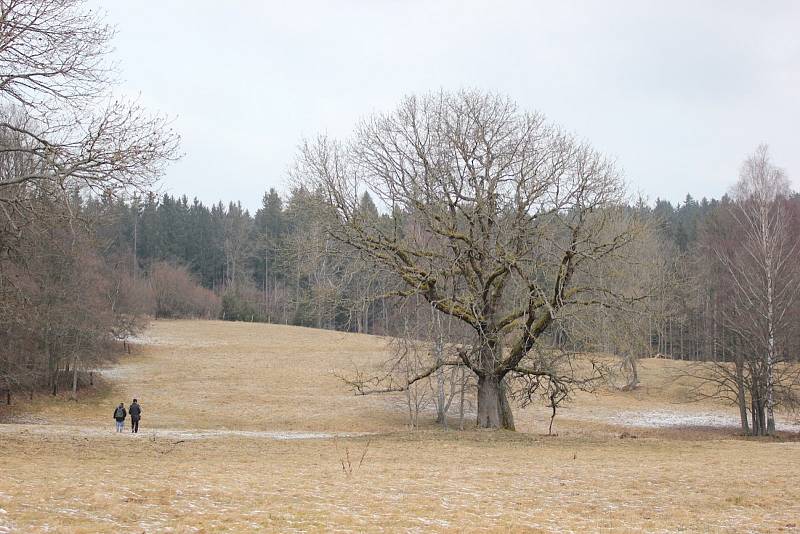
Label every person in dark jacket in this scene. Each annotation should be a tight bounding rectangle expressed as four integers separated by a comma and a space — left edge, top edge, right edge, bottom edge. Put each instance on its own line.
113, 402, 126, 432
129, 398, 142, 433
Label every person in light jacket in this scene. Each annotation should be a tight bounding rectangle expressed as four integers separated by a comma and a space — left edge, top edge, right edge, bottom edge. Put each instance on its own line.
113, 402, 126, 432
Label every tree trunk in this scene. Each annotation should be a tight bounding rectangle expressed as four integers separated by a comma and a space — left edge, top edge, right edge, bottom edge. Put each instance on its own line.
458, 368, 466, 431
476, 375, 515, 430
435, 368, 447, 427
433, 327, 447, 427
405, 387, 415, 429
499, 379, 515, 430
751, 391, 766, 436
735, 355, 749, 434
264, 233, 270, 323
45, 331, 55, 393
477, 375, 501, 428
70, 354, 80, 401
622, 354, 639, 391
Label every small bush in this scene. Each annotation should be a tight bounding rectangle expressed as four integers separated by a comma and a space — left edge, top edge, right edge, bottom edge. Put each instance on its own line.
221, 285, 265, 322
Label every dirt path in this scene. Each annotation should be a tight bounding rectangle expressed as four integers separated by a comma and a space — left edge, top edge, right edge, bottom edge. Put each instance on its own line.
0, 422, 369, 441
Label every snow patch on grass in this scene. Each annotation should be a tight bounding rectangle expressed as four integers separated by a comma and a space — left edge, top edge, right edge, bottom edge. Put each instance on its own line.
575, 408, 800, 432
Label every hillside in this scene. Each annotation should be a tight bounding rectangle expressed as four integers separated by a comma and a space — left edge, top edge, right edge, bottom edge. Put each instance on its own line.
17, 320, 409, 433
2, 320, 800, 532
5, 319, 799, 436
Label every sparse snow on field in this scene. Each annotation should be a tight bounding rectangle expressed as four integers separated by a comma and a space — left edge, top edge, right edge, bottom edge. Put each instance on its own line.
0, 423, 367, 441
0, 414, 48, 425
415, 517, 452, 528
573, 408, 800, 432
0, 507, 14, 534
122, 334, 156, 345
98, 364, 138, 379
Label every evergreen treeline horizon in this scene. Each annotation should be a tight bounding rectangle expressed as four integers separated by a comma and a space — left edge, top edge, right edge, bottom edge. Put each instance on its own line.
83, 187, 794, 359
92, 188, 732, 287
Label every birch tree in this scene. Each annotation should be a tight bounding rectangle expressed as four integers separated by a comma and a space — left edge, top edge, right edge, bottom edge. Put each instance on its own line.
712, 146, 799, 434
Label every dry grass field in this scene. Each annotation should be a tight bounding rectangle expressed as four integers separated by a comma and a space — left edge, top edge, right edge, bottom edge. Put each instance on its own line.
1, 320, 800, 533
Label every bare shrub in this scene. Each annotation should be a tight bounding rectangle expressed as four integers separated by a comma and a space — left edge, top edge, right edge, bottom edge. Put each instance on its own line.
107, 269, 156, 339
148, 262, 220, 319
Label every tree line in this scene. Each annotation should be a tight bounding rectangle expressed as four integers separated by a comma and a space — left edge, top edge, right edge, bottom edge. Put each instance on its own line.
90, 184, 800, 350
20, 145, 798, 435
0, 0, 178, 402
86, 186, 392, 329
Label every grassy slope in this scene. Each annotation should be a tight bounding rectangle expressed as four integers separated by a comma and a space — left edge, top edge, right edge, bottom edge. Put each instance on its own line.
1, 319, 799, 533
13, 320, 409, 433
9, 320, 749, 434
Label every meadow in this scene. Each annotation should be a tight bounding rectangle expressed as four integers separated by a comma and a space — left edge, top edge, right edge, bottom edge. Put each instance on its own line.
1, 320, 798, 533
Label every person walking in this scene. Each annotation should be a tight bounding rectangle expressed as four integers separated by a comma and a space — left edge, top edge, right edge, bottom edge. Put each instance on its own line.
113, 402, 126, 432
129, 398, 142, 433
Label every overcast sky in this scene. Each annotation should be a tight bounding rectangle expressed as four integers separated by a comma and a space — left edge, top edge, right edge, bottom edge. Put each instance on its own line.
102, 1, 799, 212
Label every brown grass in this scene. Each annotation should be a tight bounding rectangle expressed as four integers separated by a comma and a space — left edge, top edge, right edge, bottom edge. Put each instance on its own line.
1, 319, 799, 533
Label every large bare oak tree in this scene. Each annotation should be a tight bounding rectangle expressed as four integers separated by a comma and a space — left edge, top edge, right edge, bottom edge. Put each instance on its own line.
296, 91, 642, 429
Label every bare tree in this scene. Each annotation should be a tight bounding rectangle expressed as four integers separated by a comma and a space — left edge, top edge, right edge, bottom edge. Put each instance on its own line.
296, 91, 644, 429
1, 194, 120, 399
0, 0, 179, 223
149, 261, 220, 319
338, 297, 473, 430
222, 202, 252, 288
0, 0, 111, 108
709, 146, 799, 434
567, 215, 675, 391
